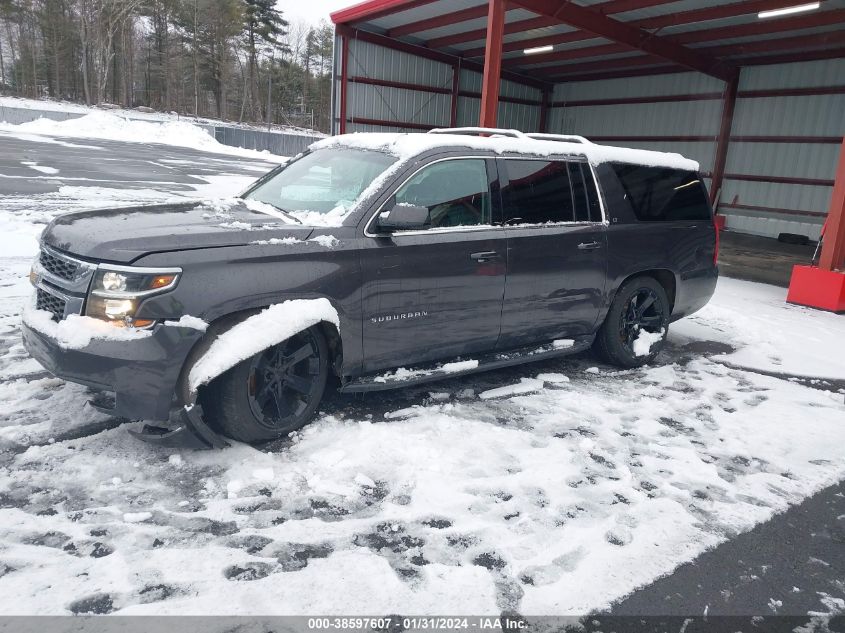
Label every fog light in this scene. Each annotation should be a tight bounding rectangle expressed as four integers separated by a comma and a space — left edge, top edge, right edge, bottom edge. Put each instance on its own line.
103, 299, 134, 320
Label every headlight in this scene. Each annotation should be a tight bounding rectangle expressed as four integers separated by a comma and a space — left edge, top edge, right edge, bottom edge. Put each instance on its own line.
86, 266, 181, 327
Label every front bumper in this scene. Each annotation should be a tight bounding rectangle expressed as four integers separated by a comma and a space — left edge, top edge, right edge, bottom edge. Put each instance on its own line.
21, 318, 204, 422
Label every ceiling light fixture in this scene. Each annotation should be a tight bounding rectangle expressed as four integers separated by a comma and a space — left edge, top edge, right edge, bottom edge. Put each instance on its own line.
524, 45, 554, 55
758, 2, 820, 19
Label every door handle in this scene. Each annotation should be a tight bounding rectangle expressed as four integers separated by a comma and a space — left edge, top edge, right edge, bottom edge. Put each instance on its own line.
471, 251, 500, 263
577, 241, 602, 250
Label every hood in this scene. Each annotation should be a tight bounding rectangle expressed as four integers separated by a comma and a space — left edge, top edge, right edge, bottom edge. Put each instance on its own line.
42, 200, 315, 263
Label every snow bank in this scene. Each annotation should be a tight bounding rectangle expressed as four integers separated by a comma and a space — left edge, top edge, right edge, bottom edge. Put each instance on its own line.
372, 359, 479, 384
312, 131, 699, 172
188, 298, 340, 392
479, 378, 545, 400
670, 278, 845, 380
22, 306, 153, 349
0, 112, 286, 162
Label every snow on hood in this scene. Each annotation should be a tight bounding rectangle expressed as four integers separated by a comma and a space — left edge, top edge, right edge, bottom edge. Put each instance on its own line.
310, 131, 700, 172
187, 298, 340, 393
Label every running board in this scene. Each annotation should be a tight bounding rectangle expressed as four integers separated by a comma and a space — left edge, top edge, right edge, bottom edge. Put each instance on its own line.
339, 336, 593, 393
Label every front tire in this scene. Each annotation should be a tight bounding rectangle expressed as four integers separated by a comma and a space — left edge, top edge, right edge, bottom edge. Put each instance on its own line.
593, 276, 670, 368
201, 326, 329, 444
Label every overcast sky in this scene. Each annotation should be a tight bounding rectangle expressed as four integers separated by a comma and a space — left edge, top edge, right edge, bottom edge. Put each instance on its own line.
277, 0, 354, 27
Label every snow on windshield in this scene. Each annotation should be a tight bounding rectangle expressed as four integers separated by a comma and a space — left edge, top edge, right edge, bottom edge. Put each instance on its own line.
244, 148, 397, 227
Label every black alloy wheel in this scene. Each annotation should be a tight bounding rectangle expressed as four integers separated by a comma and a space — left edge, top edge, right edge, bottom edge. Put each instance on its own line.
247, 330, 323, 431
593, 276, 670, 368
618, 286, 666, 357
203, 325, 329, 444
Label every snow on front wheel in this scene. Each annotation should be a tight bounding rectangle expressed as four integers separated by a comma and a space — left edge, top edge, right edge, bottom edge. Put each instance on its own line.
200, 325, 329, 445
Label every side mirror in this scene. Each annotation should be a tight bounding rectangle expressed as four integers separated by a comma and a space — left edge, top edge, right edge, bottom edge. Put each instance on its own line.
375, 203, 430, 233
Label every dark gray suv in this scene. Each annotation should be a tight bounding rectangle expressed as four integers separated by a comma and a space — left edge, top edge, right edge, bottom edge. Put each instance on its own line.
22, 128, 718, 447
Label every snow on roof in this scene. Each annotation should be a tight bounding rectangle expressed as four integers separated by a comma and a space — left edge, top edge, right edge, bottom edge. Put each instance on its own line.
310, 131, 700, 172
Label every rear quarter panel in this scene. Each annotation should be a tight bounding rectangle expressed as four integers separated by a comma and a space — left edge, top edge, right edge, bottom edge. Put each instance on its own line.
595, 163, 718, 322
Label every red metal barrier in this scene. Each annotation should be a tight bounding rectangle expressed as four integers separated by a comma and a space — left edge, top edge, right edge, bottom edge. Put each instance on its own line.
787, 137, 845, 313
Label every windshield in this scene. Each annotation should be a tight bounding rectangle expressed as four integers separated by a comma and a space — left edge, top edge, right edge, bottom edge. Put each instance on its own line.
244, 148, 397, 220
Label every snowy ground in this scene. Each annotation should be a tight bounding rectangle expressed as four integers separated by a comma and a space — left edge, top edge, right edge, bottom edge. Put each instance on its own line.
0, 95, 324, 138
0, 125, 844, 618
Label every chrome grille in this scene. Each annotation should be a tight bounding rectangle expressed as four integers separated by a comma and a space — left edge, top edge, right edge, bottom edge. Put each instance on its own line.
39, 248, 79, 281
36, 287, 67, 322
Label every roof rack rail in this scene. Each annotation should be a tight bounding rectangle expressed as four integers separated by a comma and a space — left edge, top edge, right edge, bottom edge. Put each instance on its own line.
427, 127, 528, 139
525, 133, 591, 144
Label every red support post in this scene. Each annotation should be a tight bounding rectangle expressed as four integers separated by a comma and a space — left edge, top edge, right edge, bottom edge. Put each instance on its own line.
450, 62, 460, 127
786, 137, 845, 313
339, 34, 349, 134
538, 86, 550, 133
479, 0, 506, 128
819, 138, 845, 272
710, 72, 739, 207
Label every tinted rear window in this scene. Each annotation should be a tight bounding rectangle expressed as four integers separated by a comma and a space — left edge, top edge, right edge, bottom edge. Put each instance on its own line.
502, 160, 574, 224
611, 164, 711, 222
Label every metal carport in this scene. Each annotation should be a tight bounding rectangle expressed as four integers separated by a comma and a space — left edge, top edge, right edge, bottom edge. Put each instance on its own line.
329, 0, 845, 310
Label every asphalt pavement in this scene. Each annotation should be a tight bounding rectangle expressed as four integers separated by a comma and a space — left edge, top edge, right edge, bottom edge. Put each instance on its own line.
0, 131, 276, 198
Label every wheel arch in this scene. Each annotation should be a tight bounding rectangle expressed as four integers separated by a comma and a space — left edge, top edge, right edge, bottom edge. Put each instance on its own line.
615, 268, 677, 314
175, 298, 346, 408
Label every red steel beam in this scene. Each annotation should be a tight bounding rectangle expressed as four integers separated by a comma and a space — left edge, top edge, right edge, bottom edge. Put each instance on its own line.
509, 0, 736, 80
674, 8, 845, 45
335, 24, 546, 89
450, 62, 460, 127
388, 5, 488, 38
554, 92, 723, 107
710, 74, 739, 206
720, 202, 828, 219
734, 46, 845, 66
725, 174, 835, 187
543, 54, 665, 78
339, 34, 349, 134
634, 0, 807, 31
503, 42, 632, 67
345, 116, 436, 130
702, 31, 845, 58
467, 0, 809, 61
555, 85, 845, 107
507, 11, 845, 67
442, 0, 671, 54
538, 86, 550, 133
347, 75, 452, 94
819, 138, 845, 271
549, 64, 683, 82
480, 0, 506, 128
331, 0, 438, 25
428, 16, 558, 50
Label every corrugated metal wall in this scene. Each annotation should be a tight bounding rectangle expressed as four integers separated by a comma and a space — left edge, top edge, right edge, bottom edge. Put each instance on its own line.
335, 37, 543, 134
548, 72, 724, 178
721, 59, 845, 240
332, 33, 843, 241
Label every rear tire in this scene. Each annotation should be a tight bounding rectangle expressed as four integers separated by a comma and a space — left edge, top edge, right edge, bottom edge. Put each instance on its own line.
201, 326, 329, 444
593, 276, 670, 368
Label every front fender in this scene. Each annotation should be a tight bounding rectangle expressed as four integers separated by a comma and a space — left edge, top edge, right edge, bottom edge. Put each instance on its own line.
175, 297, 342, 405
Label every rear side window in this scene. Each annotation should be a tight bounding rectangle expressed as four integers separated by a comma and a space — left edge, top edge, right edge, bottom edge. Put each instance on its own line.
501, 160, 574, 224
611, 163, 711, 221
